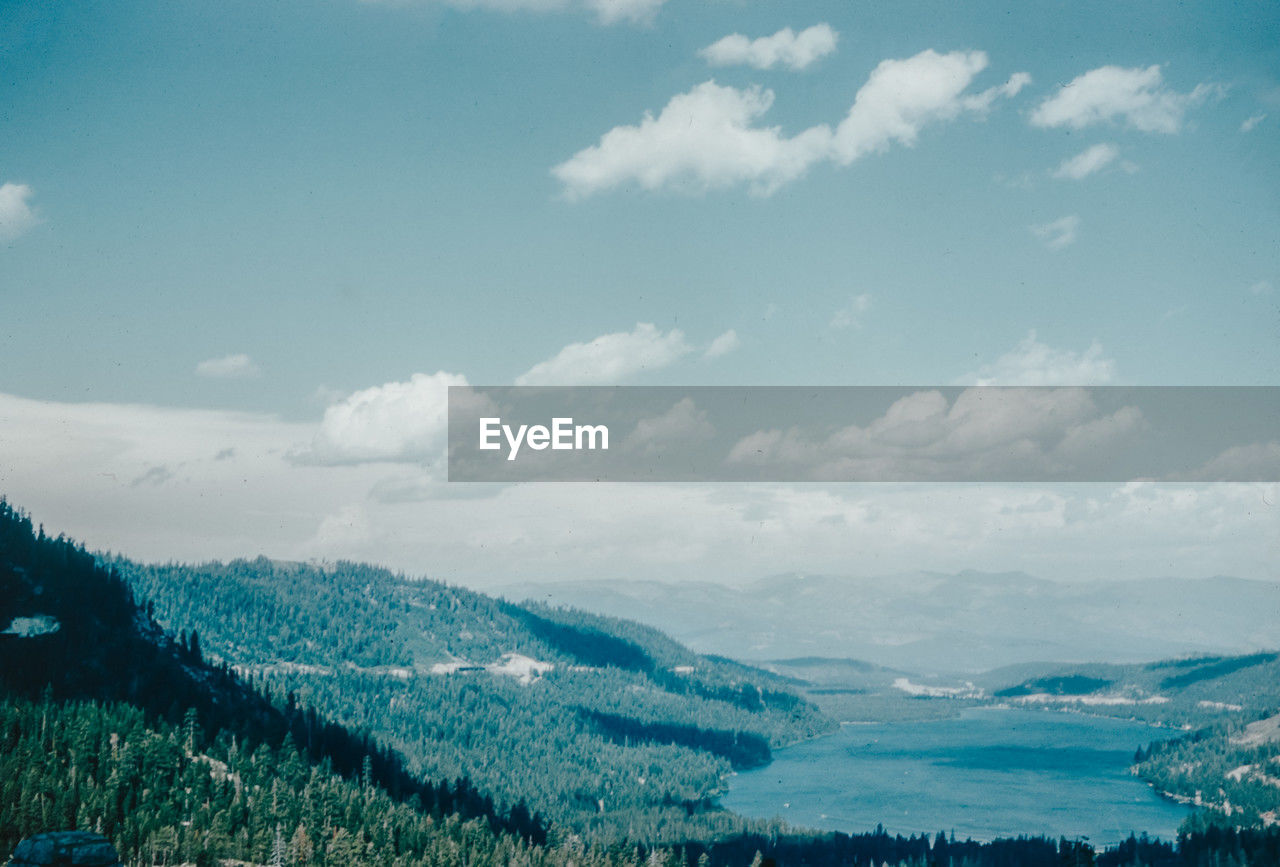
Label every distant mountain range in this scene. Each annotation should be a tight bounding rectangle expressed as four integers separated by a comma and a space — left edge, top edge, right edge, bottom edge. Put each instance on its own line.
500, 571, 1280, 672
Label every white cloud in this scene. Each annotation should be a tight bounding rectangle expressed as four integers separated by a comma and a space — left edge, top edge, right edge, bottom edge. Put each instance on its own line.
358, 0, 664, 26
830, 294, 872, 329
699, 24, 838, 71
1250, 280, 1273, 295
303, 370, 467, 464
0, 389, 1275, 589
516, 323, 691, 385
553, 49, 1029, 198
1030, 65, 1213, 133
962, 330, 1116, 386
552, 81, 832, 198
830, 51, 1026, 164
1052, 142, 1120, 179
0, 183, 38, 241
1240, 113, 1266, 133
195, 353, 260, 379
704, 329, 741, 358
1031, 214, 1079, 250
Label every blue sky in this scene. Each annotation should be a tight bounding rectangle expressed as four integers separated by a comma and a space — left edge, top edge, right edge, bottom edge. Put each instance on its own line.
1, 0, 1277, 585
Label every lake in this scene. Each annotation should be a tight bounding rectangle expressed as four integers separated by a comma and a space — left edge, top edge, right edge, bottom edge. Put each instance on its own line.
721, 706, 1191, 845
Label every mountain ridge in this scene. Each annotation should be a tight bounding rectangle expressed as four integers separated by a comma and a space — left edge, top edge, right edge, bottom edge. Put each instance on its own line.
499, 571, 1280, 671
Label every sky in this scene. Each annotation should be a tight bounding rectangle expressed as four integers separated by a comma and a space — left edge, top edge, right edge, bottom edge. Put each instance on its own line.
1, 0, 1278, 589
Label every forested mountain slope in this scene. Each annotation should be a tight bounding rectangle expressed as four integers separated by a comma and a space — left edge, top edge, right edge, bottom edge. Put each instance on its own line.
116, 556, 832, 843
0, 500, 566, 864
984, 653, 1280, 831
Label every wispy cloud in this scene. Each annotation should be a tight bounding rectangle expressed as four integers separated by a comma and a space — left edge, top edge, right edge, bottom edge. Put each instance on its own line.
1031, 214, 1079, 250
699, 24, 838, 71
195, 353, 261, 379
1051, 142, 1120, 179
357, 0, 664, 26
0, 183, 39, 241
553, 49, 1029, 198
830, 293, 872, 329
1030, 64, 1214, 133
1240, 113, 1266, 133
516, 322, 691, 385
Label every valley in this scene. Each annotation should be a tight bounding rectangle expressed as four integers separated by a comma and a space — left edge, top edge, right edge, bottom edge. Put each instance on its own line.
3, 497, 1280, 865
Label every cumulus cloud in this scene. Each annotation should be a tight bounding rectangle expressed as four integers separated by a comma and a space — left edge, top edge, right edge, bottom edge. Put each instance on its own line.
516, 323, 691, 385
553, 49, 1029, 198
1031, 214, 1079, 250
1240, 113, 1266, 133
704, 329, 741, 359
1030, 65, 1214, 133
302, 371, 467, 465
699, 24, 838, 71
551, 81, 832, 197
962, 330, 1116, 386
1052, 143, 1120, 179
195, 353, 260, 379
725, 387, 1145, 482
0, 183, 38, 241
830, 294, 872, 329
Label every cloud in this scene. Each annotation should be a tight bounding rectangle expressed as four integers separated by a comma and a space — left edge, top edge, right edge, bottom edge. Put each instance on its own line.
961, 330, 1116, 386
1, 389, 1275, 588
195, 353, 261, 379
1030, 65, 1214, 133
830, 294, 872, 329
1031, 214, 1079, 250
516, 323, 691, 385
553, 49, 1029, 198
699, 24, 838, 71
830, 51, 1026, 164
302, 370, 467, 465
625, 397, 715, 452
1174, 441, 1280, 482
0, 183, 38, 241
358, 0, 664, 26
1240, 113, 1266, 133
552, 81, 833, 198
1052, 142, 1120, 179
725, 387, 1145, 481
1250, 280, 1273, 296
704, 329, 741, 359
583, 0, 663, 24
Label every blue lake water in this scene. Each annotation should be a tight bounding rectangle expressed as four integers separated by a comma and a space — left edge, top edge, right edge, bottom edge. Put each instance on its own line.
721, 706, 1191, 845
